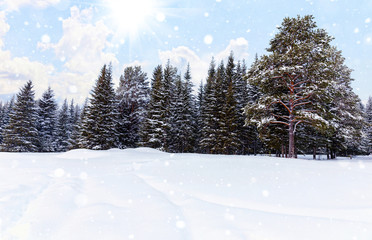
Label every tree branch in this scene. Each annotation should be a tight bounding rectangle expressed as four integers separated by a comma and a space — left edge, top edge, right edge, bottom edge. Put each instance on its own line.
293, 120, 303, 133
293, 101, 312, 108
271, 121, 290, 126
267, 100, 291, 114
293, 92, 312, 104
293, 80, 310, 88
271, 113, 290, 121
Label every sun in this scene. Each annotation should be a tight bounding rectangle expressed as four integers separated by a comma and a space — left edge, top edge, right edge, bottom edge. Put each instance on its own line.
102, 0, 159, 37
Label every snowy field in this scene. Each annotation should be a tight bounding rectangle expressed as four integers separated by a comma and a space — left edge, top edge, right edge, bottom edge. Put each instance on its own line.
0, 148, 372, 240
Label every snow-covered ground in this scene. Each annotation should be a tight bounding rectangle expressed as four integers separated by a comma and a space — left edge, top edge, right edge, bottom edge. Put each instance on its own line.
0, 148, 371, 240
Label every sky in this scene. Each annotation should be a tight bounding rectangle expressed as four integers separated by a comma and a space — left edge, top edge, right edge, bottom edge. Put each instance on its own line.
0, 0, 371, 105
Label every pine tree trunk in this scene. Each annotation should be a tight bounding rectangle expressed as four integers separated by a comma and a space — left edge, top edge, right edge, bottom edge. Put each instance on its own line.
288, 82, 295, 158
281, 144, 284, 158
288, 116, 295, 158
253, 138, 257, 156
294, 145, 297, 158
313, 146, 316, 160
285, 146, 288, 158
326, 145, 330, 160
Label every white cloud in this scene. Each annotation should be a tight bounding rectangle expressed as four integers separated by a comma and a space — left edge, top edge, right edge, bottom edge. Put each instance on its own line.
0, 12, 10, 48
36, 6, 120, 103
123, 60, 149, 69
1, 0, 60, 12
0, 51, 54, 97
158, 37, 250, 88
0, 11, 54, 98
215, 37, 249, 62
41, 6, 118, 74
158, 46, 209, 87
0, 6, 118, 104
49, 71, 98, 103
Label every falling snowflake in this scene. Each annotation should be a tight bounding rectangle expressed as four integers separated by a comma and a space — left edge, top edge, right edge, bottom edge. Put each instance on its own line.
204, 35, 213, 45
41, 34, 51, 43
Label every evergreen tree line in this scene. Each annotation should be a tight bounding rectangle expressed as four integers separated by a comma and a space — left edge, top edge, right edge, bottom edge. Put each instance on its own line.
0, 15, 371, 157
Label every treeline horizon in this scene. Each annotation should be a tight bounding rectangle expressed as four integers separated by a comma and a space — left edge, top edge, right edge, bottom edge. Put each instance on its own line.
0, 15, 371, 158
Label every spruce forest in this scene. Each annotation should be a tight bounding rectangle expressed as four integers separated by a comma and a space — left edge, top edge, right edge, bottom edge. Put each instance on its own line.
0, 15, 371, 158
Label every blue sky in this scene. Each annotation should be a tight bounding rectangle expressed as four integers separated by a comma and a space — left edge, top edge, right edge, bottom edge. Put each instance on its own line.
0, 0, 371, 104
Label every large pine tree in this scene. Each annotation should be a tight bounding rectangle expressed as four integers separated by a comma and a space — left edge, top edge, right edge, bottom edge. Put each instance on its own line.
1, 81, 39, 152
80, 64, 118, 150
245, 15, 336, 158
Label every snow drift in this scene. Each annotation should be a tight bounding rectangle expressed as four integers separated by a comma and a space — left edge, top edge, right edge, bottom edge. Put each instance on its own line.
0, 148, 371, 239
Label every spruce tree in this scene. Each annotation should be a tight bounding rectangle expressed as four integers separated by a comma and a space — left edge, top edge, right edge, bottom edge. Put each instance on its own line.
67, 100, 81, 150
169, 64, 196, 153
323, 48, 366, 157
162, 61, 178, 151
221, 53, 240, 154
80, 64, 118, 150
246, 56, 265, 155
55, 99, 71, 152
116, 66, 149, 148
1, 81, 39, 152
37, 87, 58, 152
195, 81, 204, 153
169, 75, 186, 152
235, 60, 254, 154
75, 99, 89, 149
69, 100, 79, 130
140, 65, 167, 150
200, 59, 218, 153
211, 60, 234, 154
0, 102, 5, 144
181, 64, 197, 152
365, 97, 372, 154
